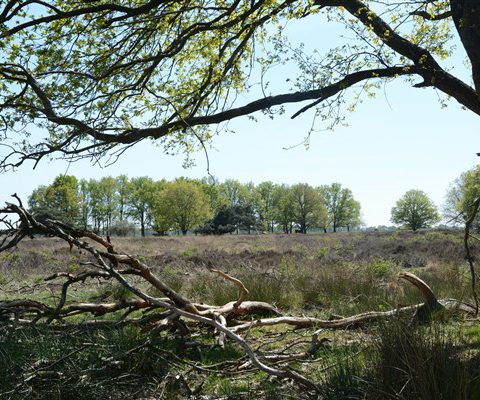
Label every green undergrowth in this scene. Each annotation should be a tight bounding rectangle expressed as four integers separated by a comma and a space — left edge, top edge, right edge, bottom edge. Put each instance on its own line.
319, 319, 480, 399
1, 318, 479, 399
0, 324, 286, 399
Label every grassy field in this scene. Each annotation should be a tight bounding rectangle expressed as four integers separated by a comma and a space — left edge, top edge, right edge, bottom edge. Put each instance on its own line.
1, 230, 480, 399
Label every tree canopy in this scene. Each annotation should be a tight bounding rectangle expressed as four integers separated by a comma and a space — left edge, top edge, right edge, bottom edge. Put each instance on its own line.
28, 174, 80, 222
27, 174, 363, 234
391, 189, 440, 231
444, 165, 480, 228
320, 183, 361, 232
1, 1, 479, 169
152, 179, 212, 235
290, 183, 327, 234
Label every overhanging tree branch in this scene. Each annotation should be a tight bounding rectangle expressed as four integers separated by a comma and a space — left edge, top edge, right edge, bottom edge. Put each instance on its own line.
1, 0, 480, 169
0, 65, 430, 169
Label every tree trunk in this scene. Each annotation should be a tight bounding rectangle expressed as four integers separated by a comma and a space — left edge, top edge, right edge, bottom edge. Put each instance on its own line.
140, 210, 146, 237
451, 0, 480, 91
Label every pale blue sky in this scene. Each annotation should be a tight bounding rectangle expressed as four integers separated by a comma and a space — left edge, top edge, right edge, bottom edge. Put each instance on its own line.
0, 11, 479, 227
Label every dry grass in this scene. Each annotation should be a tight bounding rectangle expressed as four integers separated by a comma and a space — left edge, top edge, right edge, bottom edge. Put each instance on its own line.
2, 229, 475, 313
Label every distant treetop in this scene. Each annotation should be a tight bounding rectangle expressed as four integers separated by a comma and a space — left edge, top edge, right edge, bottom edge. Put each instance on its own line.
391, 189, 440, 231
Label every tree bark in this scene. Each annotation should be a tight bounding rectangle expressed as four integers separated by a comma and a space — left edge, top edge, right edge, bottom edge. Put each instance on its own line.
451, 0, 480, 91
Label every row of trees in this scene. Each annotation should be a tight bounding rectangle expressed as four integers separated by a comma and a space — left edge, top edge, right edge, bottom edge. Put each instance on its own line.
26, 164, 480, 236
27, 176, 362, 236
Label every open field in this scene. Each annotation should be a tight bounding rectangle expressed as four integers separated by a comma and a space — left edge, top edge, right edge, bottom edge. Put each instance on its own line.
1, 230, 480, 399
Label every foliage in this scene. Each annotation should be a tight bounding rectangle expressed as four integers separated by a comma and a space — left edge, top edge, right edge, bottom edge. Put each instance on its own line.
26, 174, 365, 235
1, 1, 479, 168
126, 177, 160, 237
255, 181, 277, 232
151, 179, 212, 235
88, 176, 119, 234
391, 189, 440, 231
198, 177, 229, 212
320, 183, 362, 232
219, 179, 252, 207
291, 183, 327, 234
273, 184, 297, 234
197, 204, 258, 235
444, 165, 480, 228
109, 220, 136, 237
28, 175, 80, 224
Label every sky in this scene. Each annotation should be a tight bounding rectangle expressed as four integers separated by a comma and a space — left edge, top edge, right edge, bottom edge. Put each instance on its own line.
0, 10, 479, 227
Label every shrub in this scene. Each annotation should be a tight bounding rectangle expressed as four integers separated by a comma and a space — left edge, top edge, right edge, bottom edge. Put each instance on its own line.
110, 220, 136, 236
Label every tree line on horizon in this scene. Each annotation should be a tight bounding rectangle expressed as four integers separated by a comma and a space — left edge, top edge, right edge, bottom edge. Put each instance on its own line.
25, 163, 480, 237
27, 175, 362, 236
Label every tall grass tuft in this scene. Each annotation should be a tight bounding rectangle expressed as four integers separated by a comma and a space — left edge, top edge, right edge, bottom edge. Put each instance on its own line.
370, 320, 471, 400
321, 319, 480, 399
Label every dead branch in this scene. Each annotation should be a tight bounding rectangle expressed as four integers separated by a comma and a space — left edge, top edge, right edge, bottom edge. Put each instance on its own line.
0, 200, 318, 391
398, 271, 438, 307
210, 268, 249, 310
230, 306, 421, 333
216, 314, 227, 348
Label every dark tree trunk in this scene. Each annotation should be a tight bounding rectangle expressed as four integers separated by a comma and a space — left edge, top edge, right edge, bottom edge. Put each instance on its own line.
451, 0, 480, 91
140, 210, 146, 237
301, 225, 307, 234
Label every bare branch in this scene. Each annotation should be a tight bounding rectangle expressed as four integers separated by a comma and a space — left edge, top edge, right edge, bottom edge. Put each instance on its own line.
410, 10, 453, 21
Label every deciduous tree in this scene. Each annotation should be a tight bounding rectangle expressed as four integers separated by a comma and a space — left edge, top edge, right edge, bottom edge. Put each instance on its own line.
152, 180, 212, 235
273, 184, 296, 234
320, 183, 361, 232
291, 183, 326, 234
256, 181, 277, 233
28, 175, 80, 224
198, 204, 257, 235
127, 177, 158, 237
391, 189, 440, 231
220, 180, 251, 207
444, 165, 480, 228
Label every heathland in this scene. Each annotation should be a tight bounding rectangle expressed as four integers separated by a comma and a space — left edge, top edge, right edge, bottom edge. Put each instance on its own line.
1, 229, 480, 399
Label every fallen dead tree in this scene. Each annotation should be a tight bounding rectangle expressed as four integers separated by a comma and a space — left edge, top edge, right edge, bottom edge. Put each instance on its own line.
0, 198, 477, 393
